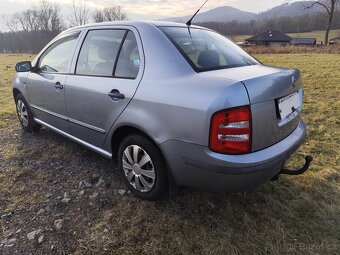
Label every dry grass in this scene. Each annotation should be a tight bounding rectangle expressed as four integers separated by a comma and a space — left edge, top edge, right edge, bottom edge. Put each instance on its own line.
287, 29, 340, 43
245, 44, 340, 54
0, 53, 339, 254
0, 54, 34, 127
231, 29, 340, 43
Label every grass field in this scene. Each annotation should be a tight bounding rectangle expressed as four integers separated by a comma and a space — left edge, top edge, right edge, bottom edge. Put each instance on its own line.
0, 53, 339, 254
231, 29, 340, 43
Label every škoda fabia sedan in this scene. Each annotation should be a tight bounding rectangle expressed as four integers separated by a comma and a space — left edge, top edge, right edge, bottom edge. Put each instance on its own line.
13, 21, 312, 200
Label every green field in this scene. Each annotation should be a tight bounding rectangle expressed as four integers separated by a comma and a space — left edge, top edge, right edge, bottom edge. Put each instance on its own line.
231, 29, 340, 43
0, 53, 339, 254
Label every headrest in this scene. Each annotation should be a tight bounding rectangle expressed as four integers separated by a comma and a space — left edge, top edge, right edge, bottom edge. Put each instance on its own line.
197, 50, 220, 68
98, 41, 120, 61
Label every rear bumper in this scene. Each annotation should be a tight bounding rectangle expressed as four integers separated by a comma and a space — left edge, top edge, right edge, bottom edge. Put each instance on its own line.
160, 119, 307, 192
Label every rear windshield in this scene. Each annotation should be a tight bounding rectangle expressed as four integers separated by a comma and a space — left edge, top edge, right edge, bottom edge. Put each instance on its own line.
160, 27, 259, 72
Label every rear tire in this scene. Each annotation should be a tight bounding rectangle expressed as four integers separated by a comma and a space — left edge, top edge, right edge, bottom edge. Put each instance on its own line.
15, 93, 41, 132
118, 134, 168, 201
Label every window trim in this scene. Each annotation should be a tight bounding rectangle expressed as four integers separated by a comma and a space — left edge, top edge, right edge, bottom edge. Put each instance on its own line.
112, 31, 128, 77
114, 31, 141, 80
74, 28, 141, 80
36, 31, 81, 75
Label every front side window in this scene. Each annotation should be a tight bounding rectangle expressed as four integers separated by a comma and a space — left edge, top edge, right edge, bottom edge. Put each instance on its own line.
76, 29, 126, 77
161, 27, 259, 72
39, 33, 79, 73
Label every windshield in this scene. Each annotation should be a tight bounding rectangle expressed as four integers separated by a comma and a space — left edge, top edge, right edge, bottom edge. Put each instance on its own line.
160, 27, 259, 72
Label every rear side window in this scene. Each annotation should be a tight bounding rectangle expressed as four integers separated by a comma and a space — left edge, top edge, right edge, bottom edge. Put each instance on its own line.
76, 29, 126, 77
39, 33, 79, 73
161, 27, 259, 72
115, 31, 140, 79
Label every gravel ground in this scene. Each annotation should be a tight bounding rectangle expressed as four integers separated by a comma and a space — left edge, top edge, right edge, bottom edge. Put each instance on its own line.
0, 119, 131, 254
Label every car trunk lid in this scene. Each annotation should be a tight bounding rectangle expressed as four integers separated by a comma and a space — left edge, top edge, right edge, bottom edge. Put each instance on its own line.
202, 65, 303, 151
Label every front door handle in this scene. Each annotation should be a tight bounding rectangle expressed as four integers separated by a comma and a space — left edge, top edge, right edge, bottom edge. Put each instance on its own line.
108, 89, 125, 101
54, 82, 63, 90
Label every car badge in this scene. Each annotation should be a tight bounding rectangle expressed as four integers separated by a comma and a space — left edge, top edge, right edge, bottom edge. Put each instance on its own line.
292, 76, 296, 87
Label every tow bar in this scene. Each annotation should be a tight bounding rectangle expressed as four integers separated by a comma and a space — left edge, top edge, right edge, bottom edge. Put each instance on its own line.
272, 156, 313, 181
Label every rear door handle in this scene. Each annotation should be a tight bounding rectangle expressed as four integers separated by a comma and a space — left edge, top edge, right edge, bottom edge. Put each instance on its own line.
54, 82, 63, 90
108, 89, 125, 101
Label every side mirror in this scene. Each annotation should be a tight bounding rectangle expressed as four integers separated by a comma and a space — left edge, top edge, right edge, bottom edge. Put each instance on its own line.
15, 61, 32, 72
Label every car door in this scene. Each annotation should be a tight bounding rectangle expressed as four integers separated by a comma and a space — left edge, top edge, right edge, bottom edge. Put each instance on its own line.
65, 28, 143, 147
27, 31, 80, 132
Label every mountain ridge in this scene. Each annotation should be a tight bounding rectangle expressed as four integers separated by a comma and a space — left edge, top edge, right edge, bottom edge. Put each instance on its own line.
163, 6, 256, 23
162, 1, 324, 23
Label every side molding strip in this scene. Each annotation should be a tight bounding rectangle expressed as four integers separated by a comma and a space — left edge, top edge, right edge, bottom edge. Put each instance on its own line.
31, 104, 106, 134
31, 104, 67, 120
68, 117, 106, 134
34, 118, 112, 159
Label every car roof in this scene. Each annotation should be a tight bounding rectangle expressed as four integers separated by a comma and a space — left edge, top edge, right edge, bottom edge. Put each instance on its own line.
63, 20, 203, 33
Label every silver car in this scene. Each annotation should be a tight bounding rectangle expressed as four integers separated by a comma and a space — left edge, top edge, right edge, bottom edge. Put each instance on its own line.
13, 21, 312, 200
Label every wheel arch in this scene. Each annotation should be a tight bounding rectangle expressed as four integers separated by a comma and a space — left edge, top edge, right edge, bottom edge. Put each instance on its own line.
111, 124, 177, 198
13, 88, 22, 100
111, 125, 163, 168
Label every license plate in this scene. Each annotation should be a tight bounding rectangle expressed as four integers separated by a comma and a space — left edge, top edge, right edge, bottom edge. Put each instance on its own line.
278, 92, 301, 120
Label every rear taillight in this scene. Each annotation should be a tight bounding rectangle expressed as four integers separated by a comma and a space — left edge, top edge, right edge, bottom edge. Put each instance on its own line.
209, 106, 252, 154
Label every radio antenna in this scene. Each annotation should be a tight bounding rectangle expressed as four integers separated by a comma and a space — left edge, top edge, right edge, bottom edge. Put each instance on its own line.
186, 0, 209, 27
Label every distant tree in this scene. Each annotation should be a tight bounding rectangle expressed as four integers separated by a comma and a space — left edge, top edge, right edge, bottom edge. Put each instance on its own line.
69, 0, 90, 26
4, 1, 63, 53
22, 9, 40, 31
50, 4, 63, 31
37, 0, 53, 31
6, 11, 40, 32
306, 0, 340, 44
93, 10, 105, 23
6, 1, 63, 32
7, 12, 27, 32
93, 6, 128, 23
37, 0, 63, 31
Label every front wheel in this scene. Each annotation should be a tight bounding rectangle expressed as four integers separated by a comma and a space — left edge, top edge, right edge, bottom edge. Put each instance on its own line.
118, 134, 168, 200
15, 93, 41, 132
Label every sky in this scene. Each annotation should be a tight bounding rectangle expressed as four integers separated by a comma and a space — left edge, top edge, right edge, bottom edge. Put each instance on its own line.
0, 0, 301, 31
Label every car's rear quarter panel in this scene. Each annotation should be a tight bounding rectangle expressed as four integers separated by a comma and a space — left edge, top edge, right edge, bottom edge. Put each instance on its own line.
115, 76, 250, 146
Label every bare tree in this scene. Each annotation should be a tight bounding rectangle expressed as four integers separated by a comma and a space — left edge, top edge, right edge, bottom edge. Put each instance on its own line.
306, 0, 340, 44
50, 3, 63, 31
4, 1, 63, 53
23, 9, 40, 31
70, 0, 90, 26
7, 13, 26, 31
104, 6, 127, 21
93, 10, 105, 23
7, 10, 38, 32
7, 1, 63, 32
37, 0, 53, 31
93, 6, 128, 23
